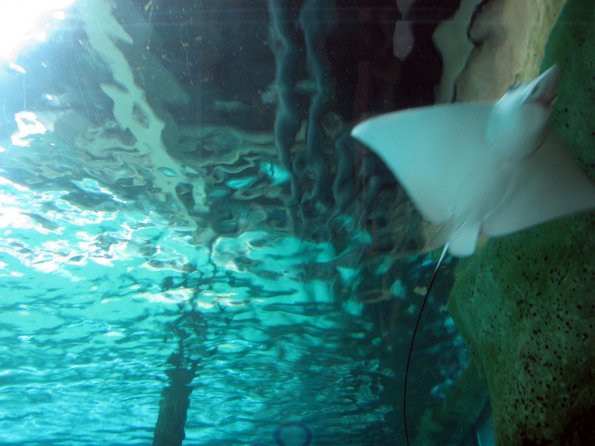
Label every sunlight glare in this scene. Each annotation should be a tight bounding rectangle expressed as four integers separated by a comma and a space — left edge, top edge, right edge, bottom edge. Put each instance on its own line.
0, 0, 74, 62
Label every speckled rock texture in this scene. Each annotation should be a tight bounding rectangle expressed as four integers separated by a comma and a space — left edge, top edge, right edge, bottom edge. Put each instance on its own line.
448, 0, 595, 444
449, 214, 594, 445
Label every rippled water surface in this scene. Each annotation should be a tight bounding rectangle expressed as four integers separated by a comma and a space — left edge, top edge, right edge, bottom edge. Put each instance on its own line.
0, 1, 467, 445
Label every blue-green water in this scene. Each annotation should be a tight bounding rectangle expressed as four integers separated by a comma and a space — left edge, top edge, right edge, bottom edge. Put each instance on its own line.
0, 1, 468, 445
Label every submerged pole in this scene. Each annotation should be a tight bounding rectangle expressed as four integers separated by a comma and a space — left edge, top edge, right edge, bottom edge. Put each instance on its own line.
152, 352, 199, 446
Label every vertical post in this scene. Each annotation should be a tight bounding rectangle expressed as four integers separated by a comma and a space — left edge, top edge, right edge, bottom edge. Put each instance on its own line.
153, 352, 199, 446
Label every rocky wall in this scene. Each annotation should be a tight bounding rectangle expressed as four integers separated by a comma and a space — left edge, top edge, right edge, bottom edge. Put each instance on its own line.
447, 0, 595, 444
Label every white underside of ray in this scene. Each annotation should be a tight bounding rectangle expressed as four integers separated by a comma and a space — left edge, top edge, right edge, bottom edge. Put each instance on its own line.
352, 100, 595, 257
353, 104, 498, 218
352, 103, 512, 256
482, 131, 595, 236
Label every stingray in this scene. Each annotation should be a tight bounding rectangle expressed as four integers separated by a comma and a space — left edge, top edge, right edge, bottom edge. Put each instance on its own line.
351, 65, 595, 445
352, 65, 595, 257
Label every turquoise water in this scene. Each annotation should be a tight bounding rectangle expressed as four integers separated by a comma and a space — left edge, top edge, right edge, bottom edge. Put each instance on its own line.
0, 1, 468, 445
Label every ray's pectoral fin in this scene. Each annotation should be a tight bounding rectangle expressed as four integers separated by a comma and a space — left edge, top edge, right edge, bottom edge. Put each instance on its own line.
351, 103, 492, 227
483, 132, 595, 237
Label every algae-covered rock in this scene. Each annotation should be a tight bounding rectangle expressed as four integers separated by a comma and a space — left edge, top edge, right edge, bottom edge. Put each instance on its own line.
449, 213, 594, 445
541, 0, 595, 178
447, 1, 595, 444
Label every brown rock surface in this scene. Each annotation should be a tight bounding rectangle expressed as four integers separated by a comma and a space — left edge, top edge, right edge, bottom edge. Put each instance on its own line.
456, 0, 567, 102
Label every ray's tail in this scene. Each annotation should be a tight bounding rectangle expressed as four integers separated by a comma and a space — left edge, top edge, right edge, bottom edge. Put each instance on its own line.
403, 243, 449, 445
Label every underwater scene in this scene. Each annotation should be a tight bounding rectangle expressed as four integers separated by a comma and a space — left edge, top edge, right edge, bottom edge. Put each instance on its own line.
0, 1, 593, 445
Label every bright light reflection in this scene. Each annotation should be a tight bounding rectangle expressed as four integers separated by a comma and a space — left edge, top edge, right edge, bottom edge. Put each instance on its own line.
11, 111, 49, 147
141, 288, 194, 304
0, 205, 33, 230
0, 0, 74, 62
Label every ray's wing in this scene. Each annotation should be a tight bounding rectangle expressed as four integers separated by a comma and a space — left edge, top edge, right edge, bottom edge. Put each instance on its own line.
483, 132, 595, 236
351, 103, 493, 224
